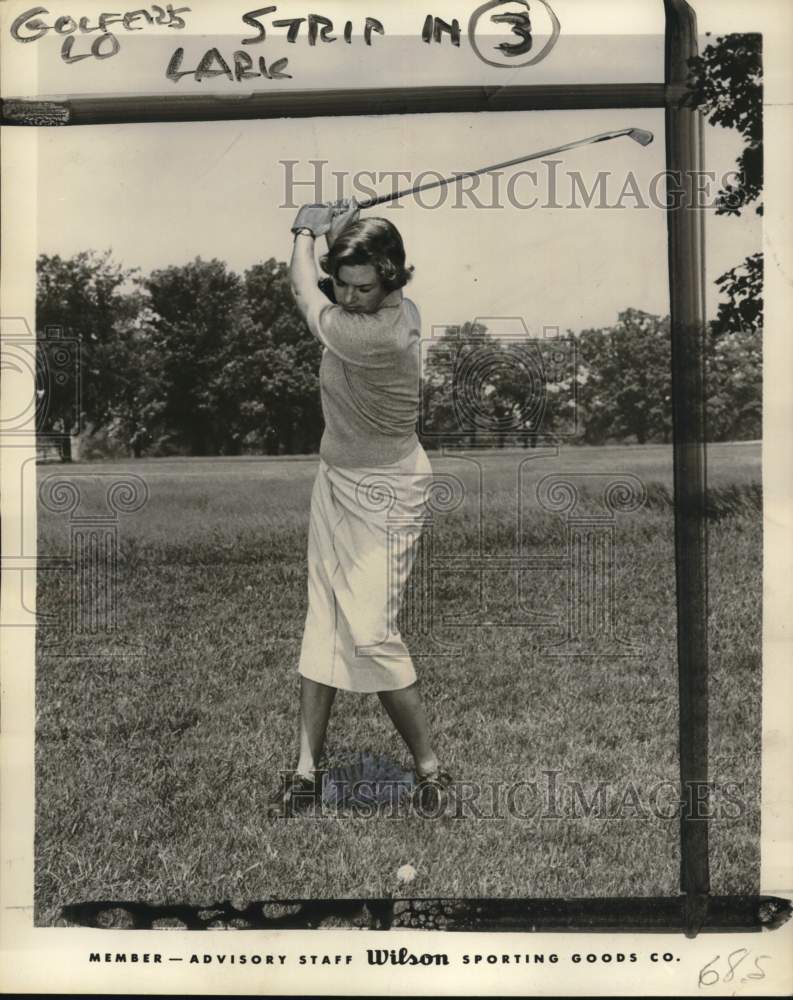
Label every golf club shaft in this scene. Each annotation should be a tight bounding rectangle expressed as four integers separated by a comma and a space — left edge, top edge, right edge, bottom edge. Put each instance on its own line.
356, 128, 642, 210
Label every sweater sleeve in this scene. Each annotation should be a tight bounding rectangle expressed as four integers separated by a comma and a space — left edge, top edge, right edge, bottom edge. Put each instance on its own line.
306, 298, 409, 370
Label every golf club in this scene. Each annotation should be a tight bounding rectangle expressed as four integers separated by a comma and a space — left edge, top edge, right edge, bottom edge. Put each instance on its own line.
356, 127, 654, 210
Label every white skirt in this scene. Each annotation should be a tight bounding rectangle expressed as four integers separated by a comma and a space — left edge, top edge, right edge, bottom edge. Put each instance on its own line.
298, 443, 433, 693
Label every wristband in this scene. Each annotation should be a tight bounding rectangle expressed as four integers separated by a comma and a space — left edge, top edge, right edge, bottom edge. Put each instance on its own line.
294, 228, 315, 239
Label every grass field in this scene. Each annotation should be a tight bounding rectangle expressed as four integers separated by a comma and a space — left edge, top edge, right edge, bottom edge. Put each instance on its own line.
34, 442, 762, 925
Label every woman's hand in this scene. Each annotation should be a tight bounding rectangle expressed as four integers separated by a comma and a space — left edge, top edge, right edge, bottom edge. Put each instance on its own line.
291, 203, 335, 237
326, 198, 360, 248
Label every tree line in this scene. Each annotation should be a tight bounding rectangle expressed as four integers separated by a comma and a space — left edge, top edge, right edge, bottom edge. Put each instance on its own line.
37, 252, 324, 460
34, 32, 763, 459
35, 250, 761, 461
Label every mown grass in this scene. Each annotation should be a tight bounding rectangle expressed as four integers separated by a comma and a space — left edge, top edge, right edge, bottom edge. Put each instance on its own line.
34, 442, 761, 924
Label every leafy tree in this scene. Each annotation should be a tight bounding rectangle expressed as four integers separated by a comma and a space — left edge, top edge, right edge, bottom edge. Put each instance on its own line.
139, 257, 323, 456
244, 258, 308, 346
141, 258, 246, 455
420, 322, 498, 447
713, 251, 763, 338
219, 315, 323, 455
687, 33, 762, 217
96, 293, 159, 458
577, 310, 672, 445
687, 33, 763, 337
235, 259, 324, 454
36, 250, 141, 460
576, 308, 760, 444
575, 327, 614, 445
705, 324, 762, 442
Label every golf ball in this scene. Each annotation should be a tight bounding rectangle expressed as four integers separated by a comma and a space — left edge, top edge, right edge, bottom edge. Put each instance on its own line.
396, 864, 417, 883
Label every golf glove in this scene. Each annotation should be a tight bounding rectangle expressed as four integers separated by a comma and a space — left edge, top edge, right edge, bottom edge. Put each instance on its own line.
291, 203, 335, 237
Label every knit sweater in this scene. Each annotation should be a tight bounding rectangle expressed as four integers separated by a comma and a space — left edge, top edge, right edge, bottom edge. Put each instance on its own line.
306, 289, 421, 468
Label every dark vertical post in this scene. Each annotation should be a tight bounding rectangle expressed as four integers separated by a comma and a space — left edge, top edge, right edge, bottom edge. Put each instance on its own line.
664, 0, 710, 930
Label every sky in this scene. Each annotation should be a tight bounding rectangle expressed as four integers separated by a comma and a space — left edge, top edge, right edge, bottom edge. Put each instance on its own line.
26, 0, 761, 337
36, 107, 760, 336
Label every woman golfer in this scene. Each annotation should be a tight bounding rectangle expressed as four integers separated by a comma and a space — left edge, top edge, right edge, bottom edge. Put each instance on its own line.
268, 199, 450, 816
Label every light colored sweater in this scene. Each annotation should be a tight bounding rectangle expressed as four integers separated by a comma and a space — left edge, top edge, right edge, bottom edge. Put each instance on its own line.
306, 289, 421, 468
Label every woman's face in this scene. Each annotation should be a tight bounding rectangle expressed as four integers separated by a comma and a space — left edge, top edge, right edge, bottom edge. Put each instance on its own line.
332, 263, 389, 314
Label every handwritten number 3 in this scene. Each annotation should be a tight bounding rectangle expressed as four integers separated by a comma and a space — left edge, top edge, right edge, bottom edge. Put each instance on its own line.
491, 5, 533, 57
468, 0, 561, 69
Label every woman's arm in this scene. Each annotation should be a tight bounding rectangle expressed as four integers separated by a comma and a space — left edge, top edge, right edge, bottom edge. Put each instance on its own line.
289, 199, 360, 331
289, 231, 327, 325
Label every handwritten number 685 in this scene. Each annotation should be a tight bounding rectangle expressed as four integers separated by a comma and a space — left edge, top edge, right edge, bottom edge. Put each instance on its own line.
699, 950, 770, 988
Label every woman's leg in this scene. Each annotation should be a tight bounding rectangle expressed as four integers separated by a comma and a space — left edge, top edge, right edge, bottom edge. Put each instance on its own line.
295, 676, 337, 776
378, 681, 440, 777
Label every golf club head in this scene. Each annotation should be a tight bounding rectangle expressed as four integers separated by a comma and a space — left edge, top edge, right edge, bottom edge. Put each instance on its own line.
627, 128, 654, 146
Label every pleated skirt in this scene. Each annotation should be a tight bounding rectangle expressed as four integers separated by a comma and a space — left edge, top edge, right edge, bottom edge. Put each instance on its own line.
298, 443, 433, 693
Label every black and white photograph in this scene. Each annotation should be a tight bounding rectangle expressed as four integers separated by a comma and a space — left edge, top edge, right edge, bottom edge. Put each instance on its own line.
1, 0, 791, 995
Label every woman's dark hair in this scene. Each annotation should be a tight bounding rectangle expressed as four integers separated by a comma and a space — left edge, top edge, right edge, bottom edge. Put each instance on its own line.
320, 217, 414, 292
